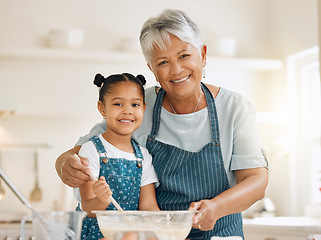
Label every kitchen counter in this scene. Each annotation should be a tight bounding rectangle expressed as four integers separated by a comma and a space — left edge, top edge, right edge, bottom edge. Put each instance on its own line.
243, 217, 321, 240
0, 222, 33, 240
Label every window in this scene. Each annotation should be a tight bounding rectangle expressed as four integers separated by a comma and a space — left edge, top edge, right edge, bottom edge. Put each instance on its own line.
287, 47, 321, 216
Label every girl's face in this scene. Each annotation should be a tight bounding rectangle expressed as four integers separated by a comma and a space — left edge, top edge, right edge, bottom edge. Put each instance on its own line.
148, 34, 207, 99
98, 81, 146, 138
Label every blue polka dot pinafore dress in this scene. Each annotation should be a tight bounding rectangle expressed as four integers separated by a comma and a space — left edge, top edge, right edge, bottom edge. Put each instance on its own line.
76, 135, 143, 240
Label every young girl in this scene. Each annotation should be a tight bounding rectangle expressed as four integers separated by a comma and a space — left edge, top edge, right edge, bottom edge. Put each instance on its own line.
75, 73, 160, 240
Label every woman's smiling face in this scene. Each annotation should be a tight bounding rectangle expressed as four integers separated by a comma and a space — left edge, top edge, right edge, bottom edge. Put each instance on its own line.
148, 34, 206, 99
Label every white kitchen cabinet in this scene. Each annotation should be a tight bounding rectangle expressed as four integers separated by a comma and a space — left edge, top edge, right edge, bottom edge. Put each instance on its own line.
243, 217, 321, 240
244, 230, 312, 240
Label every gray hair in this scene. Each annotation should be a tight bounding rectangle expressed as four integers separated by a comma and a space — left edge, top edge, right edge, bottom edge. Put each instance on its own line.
139, 9, 203, 65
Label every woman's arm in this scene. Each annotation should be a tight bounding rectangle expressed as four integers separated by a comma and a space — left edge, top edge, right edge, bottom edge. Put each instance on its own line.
56, 121, 107, 187
55, 146, 91, 188
138, 183, 160, 211
189, 167, 268, 231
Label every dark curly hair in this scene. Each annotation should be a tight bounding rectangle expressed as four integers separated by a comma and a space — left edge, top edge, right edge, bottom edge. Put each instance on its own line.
93, 73, 146, 103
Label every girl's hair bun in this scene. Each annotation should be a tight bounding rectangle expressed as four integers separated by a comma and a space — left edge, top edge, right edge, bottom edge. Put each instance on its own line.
136, 74, 146, 86
94, 73, 105, 87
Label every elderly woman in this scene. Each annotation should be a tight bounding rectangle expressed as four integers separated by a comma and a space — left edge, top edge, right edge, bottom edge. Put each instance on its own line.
56, 9, 268, 240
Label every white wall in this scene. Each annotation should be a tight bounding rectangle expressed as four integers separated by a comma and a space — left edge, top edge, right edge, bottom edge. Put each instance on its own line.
267, 0, 318, 58
0, 0, 269, 57
0, 0, 318, 217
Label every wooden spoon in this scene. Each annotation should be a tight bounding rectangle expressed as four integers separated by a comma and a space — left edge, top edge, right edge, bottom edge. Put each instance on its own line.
73, 154, 123, 211
30, 151, 42, 202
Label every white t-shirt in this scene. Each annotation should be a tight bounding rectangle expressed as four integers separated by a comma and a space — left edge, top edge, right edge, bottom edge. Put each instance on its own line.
76, 85, 268, 187
74, 134, 159, 203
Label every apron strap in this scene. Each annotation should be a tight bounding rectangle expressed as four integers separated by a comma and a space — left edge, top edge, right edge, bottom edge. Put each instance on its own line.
131, 139, 144, 160
89, 135, 107, 154
149, 87, 165, 138
149, 83, 221, 142
201, 83, 221, 142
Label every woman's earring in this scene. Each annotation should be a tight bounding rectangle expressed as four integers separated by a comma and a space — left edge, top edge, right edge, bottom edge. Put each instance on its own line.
155, 81, 161, 94
203, 67, 206, 78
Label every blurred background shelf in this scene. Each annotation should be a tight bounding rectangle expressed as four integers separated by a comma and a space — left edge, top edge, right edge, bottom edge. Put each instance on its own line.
0, 48, 283, 71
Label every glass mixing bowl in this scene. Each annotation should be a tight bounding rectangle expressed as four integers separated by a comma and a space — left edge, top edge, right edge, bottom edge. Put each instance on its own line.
92, 210, 197, 240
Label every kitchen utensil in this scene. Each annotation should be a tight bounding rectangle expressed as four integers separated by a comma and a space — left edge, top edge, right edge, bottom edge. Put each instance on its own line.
93, 210, 197, 240
21, 211, 86, 240
74, 154, 124, 212
0, 152, 6, 200
0, 168, 84, 240
29, 151, 42, 202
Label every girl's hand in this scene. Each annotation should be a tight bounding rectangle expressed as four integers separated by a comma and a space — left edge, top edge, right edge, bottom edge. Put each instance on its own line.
188, 199, 218, 231
92, 176, 112, 205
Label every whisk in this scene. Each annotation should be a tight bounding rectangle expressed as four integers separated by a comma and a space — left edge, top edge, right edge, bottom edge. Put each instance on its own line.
0, 168, 76, 239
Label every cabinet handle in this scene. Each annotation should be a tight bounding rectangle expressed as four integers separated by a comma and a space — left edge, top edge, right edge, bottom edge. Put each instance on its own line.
264, 238, 277, 240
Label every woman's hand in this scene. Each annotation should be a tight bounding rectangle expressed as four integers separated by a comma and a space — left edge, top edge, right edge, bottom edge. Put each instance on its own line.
55, 146, 91, 188
188, 167, 268, 231
92, 176, 112, 205
188, 199, 218, 231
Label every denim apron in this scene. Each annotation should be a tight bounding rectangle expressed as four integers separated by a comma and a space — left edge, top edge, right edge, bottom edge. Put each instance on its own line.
146, 83, 244, 240
77, 135, 143, 240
